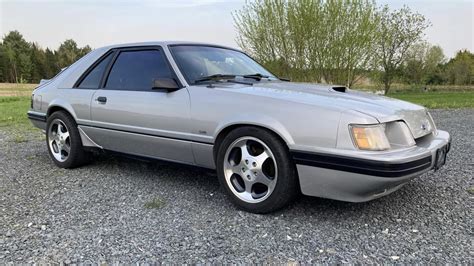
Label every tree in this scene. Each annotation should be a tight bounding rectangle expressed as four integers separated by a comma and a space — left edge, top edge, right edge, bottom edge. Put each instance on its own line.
80, 45, 92, 57
0, 31, 94, 83
373, 6, 430, 94
402, 42, 445, 85
56, 39, 81, 68
30, 43, 48, 83
0, 43, 6, 82
423, 45, 445, 85
44, 48, 59, 79
1, 45, 17, 83
444, 50, 474, 85
1, 30, 31, 83
234, 0, 380, 87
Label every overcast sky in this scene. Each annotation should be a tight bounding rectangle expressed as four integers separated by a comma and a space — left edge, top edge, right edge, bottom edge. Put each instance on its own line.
1, 0, 472, 58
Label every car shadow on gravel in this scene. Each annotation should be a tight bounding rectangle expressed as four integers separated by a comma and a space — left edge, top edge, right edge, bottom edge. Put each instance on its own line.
84, 151, 404, 216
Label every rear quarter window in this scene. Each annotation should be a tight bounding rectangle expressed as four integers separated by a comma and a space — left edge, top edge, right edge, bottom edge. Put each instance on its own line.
77, 52, 114, 89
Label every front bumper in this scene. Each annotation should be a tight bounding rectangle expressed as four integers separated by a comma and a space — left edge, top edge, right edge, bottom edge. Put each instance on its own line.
292, 130, 451, 202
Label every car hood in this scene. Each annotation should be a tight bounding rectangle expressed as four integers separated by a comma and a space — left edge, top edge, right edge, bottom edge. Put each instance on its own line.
214, 81, 434, 138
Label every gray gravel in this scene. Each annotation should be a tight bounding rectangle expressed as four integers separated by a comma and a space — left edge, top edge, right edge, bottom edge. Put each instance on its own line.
1, 109, 473, 264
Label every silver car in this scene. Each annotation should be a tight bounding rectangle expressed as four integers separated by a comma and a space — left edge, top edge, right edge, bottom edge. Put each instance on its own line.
27, 42, 451, 213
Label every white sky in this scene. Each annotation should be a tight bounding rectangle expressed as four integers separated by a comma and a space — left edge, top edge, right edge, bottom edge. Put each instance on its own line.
1, 0, 472, 58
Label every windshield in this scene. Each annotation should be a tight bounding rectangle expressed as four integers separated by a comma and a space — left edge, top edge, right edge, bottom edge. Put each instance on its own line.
169, 45, 276, 85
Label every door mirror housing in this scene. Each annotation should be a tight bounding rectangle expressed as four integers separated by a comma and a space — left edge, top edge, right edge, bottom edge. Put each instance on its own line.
152, 78, 180, 92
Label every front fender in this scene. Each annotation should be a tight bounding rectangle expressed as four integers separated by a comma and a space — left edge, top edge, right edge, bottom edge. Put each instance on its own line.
214, 113, 295, 145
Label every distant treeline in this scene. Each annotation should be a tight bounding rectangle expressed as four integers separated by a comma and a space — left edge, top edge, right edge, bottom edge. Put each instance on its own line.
0, 28, 473, 90
0, 31, 91, 84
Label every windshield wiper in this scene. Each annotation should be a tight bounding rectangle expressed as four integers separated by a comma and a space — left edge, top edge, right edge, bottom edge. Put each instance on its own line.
194, 74, 236, 84
242, 73, 270, 81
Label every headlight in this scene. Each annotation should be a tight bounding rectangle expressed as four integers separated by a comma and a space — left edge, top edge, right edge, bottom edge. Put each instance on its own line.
350, 124, 390, 151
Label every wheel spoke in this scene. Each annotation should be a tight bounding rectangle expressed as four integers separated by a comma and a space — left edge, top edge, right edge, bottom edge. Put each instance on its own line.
63, 144, 71, 153
244, 179, 254, 193
239, 143, 251, 159
255, 170, 272, 186
255, 150, 270, 166
231, 164, 243, 174
62, 130, 70, 140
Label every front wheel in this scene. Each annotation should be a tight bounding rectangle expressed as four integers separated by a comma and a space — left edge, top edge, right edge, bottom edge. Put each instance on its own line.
216, 126, 298, 213
46, 111, 88, 168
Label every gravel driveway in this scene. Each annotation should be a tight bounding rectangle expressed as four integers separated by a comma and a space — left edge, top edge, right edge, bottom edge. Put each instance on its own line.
1, 109, 473, 263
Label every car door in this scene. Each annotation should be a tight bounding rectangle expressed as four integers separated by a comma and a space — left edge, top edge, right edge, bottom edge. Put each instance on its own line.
81, 47, 194, 164
63, 51, 116, 123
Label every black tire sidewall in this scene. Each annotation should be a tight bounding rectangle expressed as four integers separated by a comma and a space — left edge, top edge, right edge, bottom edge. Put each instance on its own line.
46, 111, 85, 168
216, 126, 298, 213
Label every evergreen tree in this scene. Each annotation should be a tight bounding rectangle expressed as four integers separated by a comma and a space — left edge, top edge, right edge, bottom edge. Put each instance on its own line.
0, 31, 93, 82
30, 43, 48, 83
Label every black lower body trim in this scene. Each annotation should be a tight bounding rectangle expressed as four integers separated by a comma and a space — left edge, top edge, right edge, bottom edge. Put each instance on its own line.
78, 123, 214, 145
27, 112, 46, 122
291, 150, 432, 178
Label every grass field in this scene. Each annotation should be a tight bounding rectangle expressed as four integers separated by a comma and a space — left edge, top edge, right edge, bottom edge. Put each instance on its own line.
0, 83, 472, 131
353, 83, 474, 93
0, 96, 33, 129
389, 91, 474, 109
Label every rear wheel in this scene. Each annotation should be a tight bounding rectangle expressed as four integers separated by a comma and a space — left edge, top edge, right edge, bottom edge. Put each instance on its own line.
216, 126, 298, 213
46, 111, 88, 168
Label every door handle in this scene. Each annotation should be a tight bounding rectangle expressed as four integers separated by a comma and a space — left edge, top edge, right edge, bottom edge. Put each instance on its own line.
96, 96, 107, 104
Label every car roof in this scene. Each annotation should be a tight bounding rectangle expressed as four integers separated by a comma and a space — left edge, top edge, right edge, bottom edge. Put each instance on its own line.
98, 41, 238, 51
46, 41, 243, 89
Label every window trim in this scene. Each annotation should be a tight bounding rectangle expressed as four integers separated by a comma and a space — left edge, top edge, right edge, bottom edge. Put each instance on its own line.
168, 44, 278, 85
73, 50, 116, 89
101, 46, 184, 91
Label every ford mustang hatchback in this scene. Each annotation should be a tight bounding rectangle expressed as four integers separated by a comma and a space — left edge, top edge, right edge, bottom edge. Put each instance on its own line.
27, 42, 451, 213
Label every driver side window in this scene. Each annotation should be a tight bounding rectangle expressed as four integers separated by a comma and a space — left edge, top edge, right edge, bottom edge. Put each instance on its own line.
105, 49, 173, 91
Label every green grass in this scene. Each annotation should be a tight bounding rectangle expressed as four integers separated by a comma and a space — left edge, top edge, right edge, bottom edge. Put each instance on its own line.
13, 134, 28, 143
388, 91, 474, 109
353, 83, 474, 93
0, 96, 33, 129
144, 198, 165, 209
467, 187, 474, 195
0, 96, 39, 142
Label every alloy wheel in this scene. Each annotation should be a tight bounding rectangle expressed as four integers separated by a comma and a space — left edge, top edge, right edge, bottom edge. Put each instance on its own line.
48, 119, 71, 162
223, 136, 278, 203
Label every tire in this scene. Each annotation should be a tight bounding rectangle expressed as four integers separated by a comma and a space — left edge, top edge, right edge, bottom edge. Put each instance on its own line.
216, 126, 298, 213
46, 111, 88, 168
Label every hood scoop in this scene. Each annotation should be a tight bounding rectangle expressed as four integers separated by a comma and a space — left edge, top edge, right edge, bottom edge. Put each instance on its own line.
331, 86, 347, 93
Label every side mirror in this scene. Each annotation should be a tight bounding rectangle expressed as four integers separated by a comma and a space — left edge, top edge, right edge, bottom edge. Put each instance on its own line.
152, 78, 180, 92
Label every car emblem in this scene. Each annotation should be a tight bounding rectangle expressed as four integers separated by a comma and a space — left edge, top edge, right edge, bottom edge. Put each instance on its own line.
421, 123, 427, 130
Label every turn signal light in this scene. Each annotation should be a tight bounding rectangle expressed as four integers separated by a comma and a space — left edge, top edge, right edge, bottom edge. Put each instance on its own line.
351, 125, 390, 151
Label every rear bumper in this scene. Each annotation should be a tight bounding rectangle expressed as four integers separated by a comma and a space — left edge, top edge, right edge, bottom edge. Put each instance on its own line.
292, 130, 451, 202
27, 111, 47, 131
